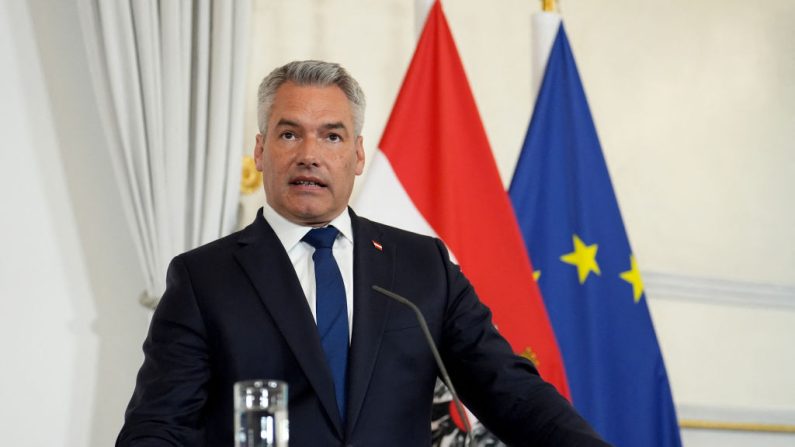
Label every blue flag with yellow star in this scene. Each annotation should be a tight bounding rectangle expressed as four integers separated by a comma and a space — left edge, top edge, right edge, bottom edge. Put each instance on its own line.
509, 25, 682, 447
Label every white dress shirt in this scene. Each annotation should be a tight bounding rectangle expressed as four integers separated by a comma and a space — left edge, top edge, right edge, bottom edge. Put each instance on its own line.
261, 203, 354, 341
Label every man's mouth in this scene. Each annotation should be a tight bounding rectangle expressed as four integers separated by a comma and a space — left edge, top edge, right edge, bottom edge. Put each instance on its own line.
290, 177, 327, 188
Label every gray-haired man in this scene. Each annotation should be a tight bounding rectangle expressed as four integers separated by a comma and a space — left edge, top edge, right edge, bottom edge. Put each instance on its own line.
118, 60, 609, 447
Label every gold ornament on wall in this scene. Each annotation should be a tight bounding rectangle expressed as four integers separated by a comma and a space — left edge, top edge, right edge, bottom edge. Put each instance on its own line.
240, 155, 262, 195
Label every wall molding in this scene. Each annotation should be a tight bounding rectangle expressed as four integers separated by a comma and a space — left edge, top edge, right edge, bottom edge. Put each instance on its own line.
644, 271, 795, 310
677, 403, 795, 434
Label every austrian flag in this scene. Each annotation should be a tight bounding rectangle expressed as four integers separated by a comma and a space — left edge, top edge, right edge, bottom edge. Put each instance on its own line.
353, 0, 568, 396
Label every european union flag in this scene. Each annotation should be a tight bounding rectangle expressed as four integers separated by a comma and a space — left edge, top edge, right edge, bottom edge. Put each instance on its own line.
509, 25, 682, 447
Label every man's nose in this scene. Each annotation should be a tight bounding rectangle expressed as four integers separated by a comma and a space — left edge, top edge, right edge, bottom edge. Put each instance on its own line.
295, 137, 320, 166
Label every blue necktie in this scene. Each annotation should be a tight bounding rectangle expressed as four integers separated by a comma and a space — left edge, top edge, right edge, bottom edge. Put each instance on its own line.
302, 227, 349, 422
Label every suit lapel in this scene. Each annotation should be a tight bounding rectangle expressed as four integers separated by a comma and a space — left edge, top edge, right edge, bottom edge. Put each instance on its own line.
234, 211, 343, 437
345, 211, 395, 435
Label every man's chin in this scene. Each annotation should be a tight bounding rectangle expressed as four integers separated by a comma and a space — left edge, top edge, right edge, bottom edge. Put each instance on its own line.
286, 206, 340, 227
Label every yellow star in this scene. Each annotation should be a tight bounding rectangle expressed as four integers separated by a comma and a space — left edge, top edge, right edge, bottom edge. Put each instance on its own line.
533, 270, 541, 281
619, 254, 644, 303
560, 234, 600, 284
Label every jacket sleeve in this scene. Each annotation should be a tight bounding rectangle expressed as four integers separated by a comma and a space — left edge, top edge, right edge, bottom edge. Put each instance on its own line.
435, 239, 612, 447
116, 256, 210, 446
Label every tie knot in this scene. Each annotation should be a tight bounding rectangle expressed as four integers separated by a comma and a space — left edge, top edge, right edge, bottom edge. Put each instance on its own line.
302, 226, 339, 249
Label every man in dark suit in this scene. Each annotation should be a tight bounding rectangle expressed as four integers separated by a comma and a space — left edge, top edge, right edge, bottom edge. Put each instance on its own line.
117, 60, 610, 446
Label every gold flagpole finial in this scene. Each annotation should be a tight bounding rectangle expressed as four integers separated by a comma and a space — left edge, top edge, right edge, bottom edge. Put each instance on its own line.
542, 0, 556, 12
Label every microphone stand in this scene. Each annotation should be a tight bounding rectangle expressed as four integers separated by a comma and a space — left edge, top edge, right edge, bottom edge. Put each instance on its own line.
372, 285, 475, 447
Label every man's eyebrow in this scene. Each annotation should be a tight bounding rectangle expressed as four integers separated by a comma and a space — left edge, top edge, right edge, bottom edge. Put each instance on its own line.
275, 118, 300, 128
321, 122, 347, 131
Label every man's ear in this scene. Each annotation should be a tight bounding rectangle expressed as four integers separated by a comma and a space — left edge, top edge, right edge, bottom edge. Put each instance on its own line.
254, 133, 265, 171
354, 135, 365, 175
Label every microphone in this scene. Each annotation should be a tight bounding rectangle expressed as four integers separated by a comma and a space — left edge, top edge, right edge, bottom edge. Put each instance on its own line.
372, 285, 474, 447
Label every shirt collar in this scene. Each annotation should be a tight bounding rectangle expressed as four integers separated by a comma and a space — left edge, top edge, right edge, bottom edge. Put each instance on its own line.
261, 202, 353, 251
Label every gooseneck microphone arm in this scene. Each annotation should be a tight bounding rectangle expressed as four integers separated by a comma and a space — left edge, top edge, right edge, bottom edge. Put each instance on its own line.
372, 285, 474, 447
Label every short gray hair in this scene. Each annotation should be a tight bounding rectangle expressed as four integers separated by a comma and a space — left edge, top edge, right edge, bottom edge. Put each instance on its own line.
257, 60, 366, 136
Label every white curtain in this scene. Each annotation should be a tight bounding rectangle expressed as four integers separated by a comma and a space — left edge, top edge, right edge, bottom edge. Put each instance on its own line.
78, 0, 251, 308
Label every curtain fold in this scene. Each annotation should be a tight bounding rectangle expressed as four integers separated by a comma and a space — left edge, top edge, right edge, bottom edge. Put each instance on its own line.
78, 0, 251, 308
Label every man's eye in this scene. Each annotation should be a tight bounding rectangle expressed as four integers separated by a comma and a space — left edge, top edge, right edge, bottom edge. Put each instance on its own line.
280, 131, 296, 140
327, 133, 342, 143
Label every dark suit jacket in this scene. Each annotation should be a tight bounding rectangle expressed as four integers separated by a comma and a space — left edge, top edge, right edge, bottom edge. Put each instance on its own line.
117, 209, 609, 446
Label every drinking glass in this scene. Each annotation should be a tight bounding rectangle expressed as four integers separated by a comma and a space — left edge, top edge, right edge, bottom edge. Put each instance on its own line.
234, 380, 288, 447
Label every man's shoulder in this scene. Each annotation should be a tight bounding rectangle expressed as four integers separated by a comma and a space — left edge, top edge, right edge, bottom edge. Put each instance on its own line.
353, 213, 439, 246
174, 230, 241, 263
351, 213, 455, 267
173, 219, 263, 266
177, 209, 282, 261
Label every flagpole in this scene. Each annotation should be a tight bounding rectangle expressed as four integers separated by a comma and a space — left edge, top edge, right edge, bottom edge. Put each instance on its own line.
414, 0, 434, 39
531, 2, 562, 101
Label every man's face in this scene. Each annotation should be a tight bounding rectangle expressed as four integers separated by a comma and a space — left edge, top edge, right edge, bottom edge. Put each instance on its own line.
254, 82, 365, 227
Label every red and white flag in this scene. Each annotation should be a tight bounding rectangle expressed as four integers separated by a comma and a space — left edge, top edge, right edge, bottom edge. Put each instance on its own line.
354, 0, 569, 396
